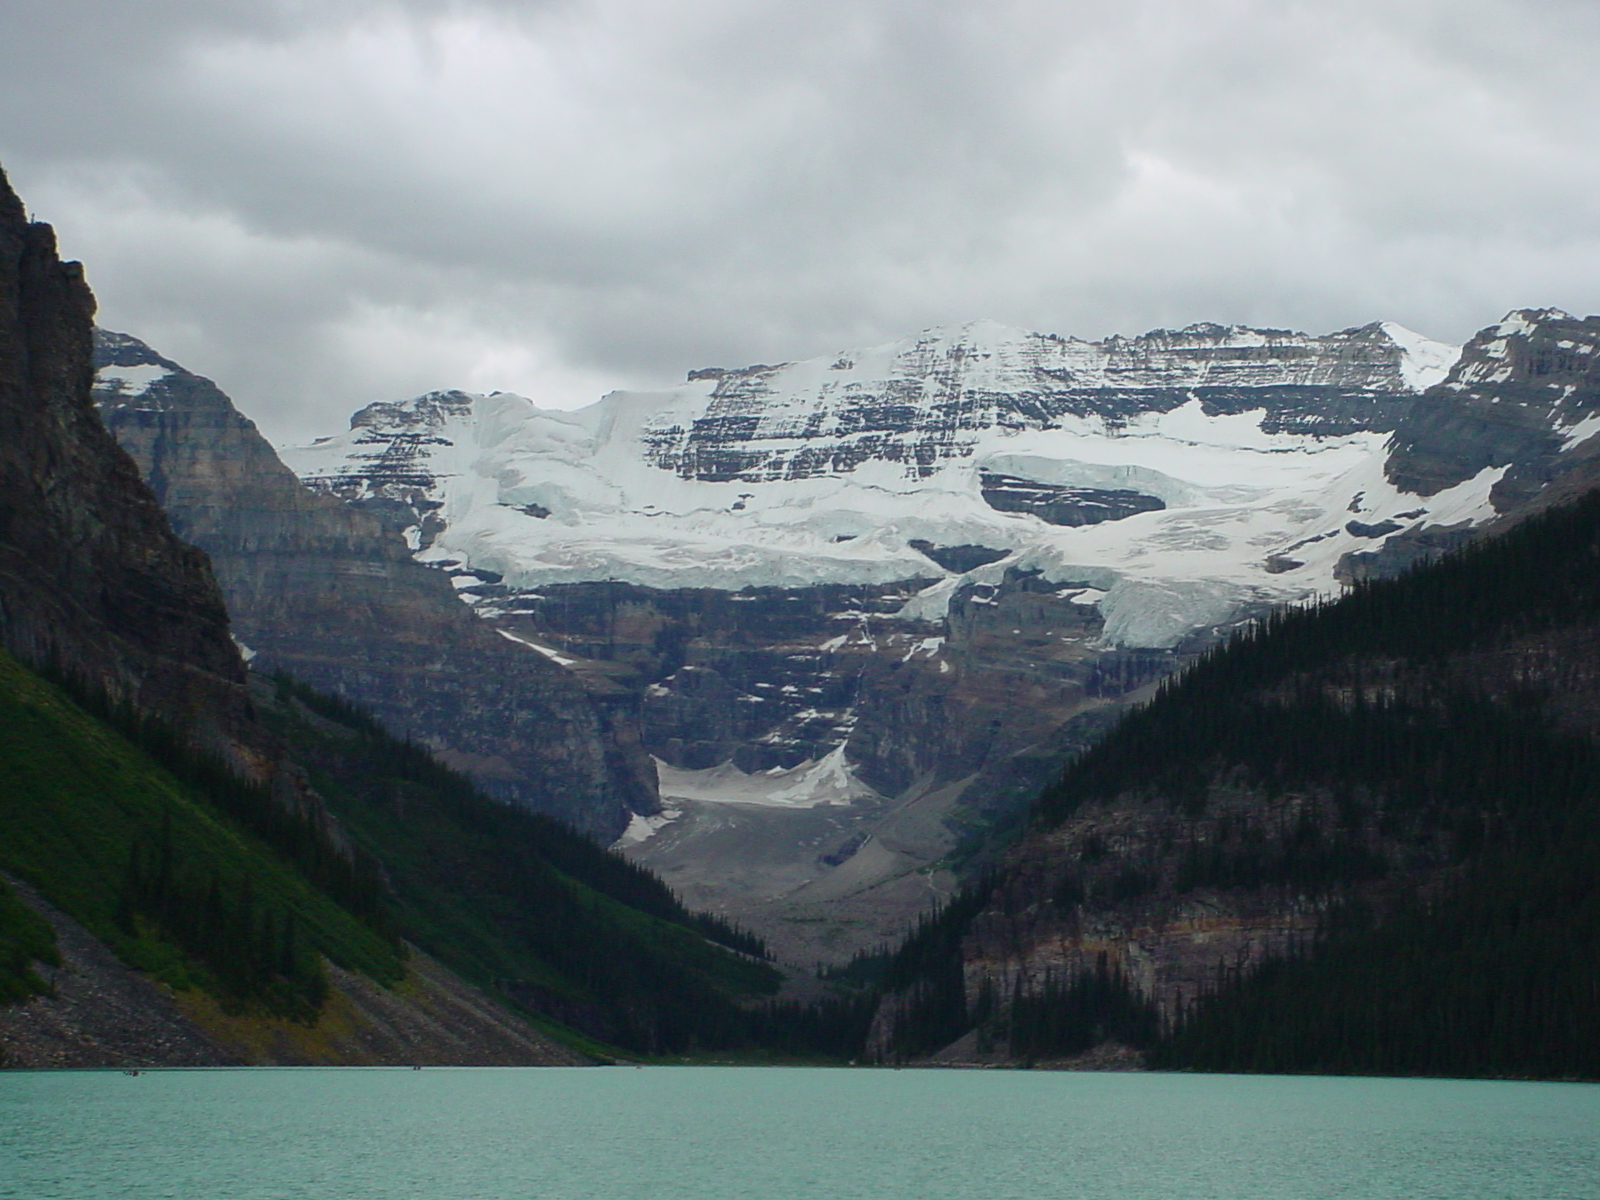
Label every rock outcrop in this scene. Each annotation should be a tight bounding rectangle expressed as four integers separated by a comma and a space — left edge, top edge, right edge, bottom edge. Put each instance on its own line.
274, 317, 1475, 959
643, 320, 1441, 484
94, 332, 654, 838
231, 307, 1597, 963
0, 164, 604, 1064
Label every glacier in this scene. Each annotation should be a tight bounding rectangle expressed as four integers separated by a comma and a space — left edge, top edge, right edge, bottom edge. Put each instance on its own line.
283, 318, 1468, 649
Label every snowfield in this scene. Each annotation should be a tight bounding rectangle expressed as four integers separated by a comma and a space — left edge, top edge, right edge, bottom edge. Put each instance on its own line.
282, 319, 1475, 649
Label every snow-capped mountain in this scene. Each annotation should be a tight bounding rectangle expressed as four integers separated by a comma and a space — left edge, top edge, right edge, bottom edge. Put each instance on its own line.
275, 311, 1600, 962
284, 319, 1462, 647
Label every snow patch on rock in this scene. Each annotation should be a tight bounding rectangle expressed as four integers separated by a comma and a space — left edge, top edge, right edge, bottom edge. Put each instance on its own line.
96, 363, 170, 396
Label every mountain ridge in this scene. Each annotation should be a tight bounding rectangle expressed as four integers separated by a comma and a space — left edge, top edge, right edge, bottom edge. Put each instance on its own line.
95, 330, 657, 838
96, 304, 1600, 966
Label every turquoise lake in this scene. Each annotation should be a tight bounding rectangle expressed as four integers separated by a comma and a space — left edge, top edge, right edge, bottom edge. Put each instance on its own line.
2, 1067, 1596, 1199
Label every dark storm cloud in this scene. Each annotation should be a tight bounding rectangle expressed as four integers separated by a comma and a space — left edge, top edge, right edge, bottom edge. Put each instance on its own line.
3, 0, 1599, 442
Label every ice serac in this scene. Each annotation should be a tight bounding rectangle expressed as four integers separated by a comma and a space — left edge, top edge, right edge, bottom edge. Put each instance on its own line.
281, 317, 1498, 958
0, 166, 258, 766
94, 332, 656, 839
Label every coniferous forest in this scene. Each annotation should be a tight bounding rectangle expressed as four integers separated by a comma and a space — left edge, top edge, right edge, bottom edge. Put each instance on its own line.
853, 490, 1600, 1077
261, 670, 788, 1054
5, 489, 1599, 1069
0, 644, 797, 1057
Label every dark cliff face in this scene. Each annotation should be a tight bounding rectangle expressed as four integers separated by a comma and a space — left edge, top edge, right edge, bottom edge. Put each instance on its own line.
94, 332, 655, 839
0, 168, 256, 761
500, 569, 1201, 840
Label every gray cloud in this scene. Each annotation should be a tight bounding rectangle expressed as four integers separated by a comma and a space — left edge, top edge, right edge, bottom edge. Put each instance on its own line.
4, 0, 1599, 443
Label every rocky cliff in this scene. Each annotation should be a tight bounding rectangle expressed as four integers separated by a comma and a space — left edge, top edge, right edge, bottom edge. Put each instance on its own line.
644, 320, 1448, 485
1336, 309, 1600, 578
94, 332, 654, 838
859, 311, 1600, 1059
0, 167, 257, 768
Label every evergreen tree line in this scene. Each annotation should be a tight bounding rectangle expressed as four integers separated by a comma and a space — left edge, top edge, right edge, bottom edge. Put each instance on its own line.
1151, 818, 1600, 1077
116, 821, 328, 1019
1005, 956, 1160, 1063
744, 992, 880, 1060
275, 672, 769, 962
814, 882, 995, 1063
39, 660, 395, 942
268, 671, 790, 1055
0, 879, 58, 1006
823, 491, 1600, 1074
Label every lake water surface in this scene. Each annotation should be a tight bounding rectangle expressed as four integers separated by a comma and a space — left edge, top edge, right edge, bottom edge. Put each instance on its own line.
2, 1067, 1596, 1200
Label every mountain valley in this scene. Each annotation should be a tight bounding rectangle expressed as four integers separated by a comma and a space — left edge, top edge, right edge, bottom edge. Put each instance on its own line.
0, 164, 782, 1067
254, 312, 1600, 963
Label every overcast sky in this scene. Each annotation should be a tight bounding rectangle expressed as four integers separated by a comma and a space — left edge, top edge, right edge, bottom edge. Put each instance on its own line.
3, 0, 1599, 444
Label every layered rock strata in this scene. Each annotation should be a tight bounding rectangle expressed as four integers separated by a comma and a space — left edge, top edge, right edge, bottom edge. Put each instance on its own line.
0, 167, 256, 767
94, 332, 653, 838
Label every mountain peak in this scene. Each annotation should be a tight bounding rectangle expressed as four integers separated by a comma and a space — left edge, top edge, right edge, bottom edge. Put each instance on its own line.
349, 389, 476, 432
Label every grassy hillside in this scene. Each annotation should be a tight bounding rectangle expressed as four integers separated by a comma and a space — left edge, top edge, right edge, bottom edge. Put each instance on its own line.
0, 650, 404, 1019
0, 644, 791, 1056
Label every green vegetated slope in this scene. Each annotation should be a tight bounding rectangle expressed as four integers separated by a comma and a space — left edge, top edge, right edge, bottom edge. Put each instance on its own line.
260, 675, 783, 1056
863, 491, 1600, 1078
0, 644, 788, 1056
0, 650, 403, 1017
0, 876, 57, 1004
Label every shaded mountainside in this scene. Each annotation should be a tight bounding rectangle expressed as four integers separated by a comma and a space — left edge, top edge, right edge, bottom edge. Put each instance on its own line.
0, 166, 787, 1066
0, 167, 259, 774
265, 307, 1593, 968
258, 670, 781, 1053
849, 489, 1600, 1077
0, 637, 783, 1064
94, 330, 654, 839
276, 320, 1464, 962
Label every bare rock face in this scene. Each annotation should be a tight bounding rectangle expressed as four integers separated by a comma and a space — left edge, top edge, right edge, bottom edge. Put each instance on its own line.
1340, 309, 1600, 581
0, 167, 257, 763
1385, 310, 1600, 502
275, 318, 1460, 960
94, 332, 654, 838
644, 321, 1429, 484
